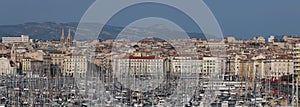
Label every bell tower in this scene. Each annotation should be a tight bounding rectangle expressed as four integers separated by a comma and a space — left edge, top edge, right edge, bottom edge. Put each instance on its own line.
66, 28, 72, 47
60, 28, 65, 45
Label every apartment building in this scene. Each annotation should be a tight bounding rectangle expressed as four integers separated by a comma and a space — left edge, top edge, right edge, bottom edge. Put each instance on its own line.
112, 55, 165, 76
2, 35, 29, 43
63, 54, 87, 77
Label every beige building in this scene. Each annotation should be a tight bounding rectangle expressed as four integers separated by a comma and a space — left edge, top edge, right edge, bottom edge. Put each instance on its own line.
63, 54, 87, 77
253, 59, 267, 79
283, 35, 300, 42
226, 55, 293, 88
21, 57, 43, 76
226, 36, 236, 43
266, 56, 293, 79
0, 57, 16, 74
24, 50, 44, 61
21, 57, 31, 73
227, 55, 242, 76
10, 44, 26, 63
253, 36, 265, 43
0, 44, 8, 55
49, 51, 65, 71
239, 60, 255, 80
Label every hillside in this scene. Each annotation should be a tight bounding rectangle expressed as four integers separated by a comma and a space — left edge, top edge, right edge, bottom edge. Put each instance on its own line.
0, 22, 205, 41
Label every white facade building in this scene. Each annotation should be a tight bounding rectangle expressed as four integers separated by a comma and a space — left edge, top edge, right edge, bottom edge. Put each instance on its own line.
268, 35, 275, 43
2, 35, 29, 43
112, 56, 165, 76
202, 57, 226, 77
170, 57, 202, 74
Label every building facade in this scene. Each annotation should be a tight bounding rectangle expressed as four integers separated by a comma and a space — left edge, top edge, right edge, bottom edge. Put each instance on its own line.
2, 35, 29, 43
0, 57, 16, 74
112, 56, 165, 76
21, 58, 31, 74
63, 54, 87, 77
267, 56, 293, 79
202, 57, 226, 77
49, 51, 65, 71
294, 43, 300, 76
170, 56, 202, 74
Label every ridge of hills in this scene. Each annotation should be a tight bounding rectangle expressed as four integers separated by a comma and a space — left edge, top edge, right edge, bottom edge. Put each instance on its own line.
0, 22, 205, 41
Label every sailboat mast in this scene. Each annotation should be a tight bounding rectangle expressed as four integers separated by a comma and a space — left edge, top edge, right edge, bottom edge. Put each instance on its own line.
296, 77, 298, 107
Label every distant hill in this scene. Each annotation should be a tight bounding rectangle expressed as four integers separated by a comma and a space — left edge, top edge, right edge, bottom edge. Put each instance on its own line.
0, 22, 78, 41
0, 22, 205, 41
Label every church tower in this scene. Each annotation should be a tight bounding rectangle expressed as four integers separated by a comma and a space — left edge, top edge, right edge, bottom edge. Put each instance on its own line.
60, 28, 65, 45
66, 28, 72, 47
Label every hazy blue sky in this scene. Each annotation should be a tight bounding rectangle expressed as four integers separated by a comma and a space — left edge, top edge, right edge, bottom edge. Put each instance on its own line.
0, 0, 300, 39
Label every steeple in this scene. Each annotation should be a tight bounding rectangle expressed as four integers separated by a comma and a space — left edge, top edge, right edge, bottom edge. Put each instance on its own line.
67, 28, 72, 47
60, 28, 65, 44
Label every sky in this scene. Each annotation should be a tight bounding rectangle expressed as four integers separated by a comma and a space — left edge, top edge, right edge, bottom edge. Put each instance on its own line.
0, 0, 300, 39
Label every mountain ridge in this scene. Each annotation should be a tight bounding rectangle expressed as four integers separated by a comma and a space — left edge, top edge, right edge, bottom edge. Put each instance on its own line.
0, 22, 205, 41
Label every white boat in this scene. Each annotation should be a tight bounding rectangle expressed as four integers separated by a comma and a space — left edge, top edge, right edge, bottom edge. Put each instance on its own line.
134, 103, 143, 107
157, 99, 166, 107
221, 101, 229, 107
201, 81, 247, 91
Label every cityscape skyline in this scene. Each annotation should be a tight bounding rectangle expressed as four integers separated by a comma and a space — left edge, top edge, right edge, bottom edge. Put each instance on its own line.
0, 33, 299, 106
0, 0, 300, 106
0, 0, 300, 38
